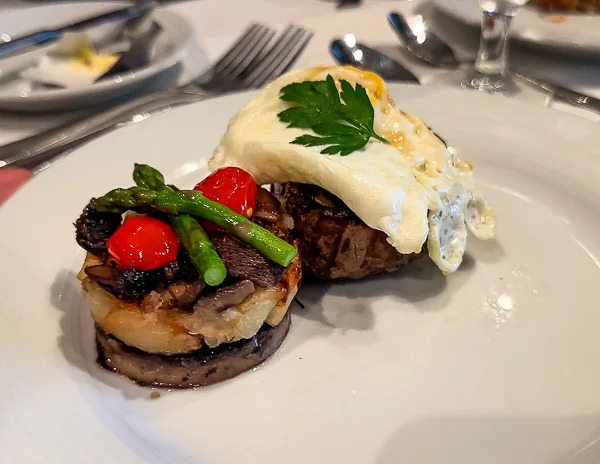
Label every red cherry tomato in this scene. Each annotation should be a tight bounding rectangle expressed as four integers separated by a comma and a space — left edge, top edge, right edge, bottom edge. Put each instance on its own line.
194, 167, 257, 230
107, 216, 180, 271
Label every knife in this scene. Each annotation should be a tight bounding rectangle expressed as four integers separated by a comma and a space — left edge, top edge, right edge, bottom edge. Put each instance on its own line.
515, 73, 600, 116
330, 38, 420, 84
0, 5, 147, 58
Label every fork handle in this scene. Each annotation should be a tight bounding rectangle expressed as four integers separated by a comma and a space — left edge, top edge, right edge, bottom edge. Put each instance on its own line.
0, 89, 208, 170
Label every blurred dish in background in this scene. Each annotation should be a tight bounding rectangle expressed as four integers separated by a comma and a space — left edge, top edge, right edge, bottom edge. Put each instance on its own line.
0, 2, 198, 112
530, 0, 600, 12
435, 0, 600, 55
19, 33, 122, 89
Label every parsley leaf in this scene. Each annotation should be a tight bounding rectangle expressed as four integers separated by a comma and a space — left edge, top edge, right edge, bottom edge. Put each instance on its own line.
277, 75, 389, 156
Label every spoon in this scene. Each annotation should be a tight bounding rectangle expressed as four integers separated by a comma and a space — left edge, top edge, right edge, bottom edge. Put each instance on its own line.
330, 34, 419, 83
386, 11, 600, 113
387, 12, 460, 68
331, 36, 454, 145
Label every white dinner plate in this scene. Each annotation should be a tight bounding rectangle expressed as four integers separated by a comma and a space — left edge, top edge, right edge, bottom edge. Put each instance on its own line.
0, 2, 196, 112
435, 0, 600, 55
2, 84, 600, 463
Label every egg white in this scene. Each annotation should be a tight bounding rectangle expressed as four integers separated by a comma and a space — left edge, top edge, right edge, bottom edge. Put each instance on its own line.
209, 66, 496, 273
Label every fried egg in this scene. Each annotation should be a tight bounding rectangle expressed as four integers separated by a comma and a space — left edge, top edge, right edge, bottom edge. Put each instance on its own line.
209, 66, 496, 273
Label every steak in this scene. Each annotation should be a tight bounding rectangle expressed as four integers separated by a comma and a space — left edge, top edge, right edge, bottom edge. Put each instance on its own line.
211, 234, 285, 288
208, 186, 288, 288
278, 183, 425, 280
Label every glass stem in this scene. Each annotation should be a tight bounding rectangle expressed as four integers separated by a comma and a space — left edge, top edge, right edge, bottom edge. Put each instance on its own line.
474, 10, 512, 77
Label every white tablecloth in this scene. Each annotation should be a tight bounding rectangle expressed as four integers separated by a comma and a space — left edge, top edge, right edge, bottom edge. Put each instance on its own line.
0, 0, 599, 148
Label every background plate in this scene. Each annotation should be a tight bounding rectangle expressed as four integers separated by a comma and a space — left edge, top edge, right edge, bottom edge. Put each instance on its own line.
1, 84, 600, 463
435, 0, 600, 55
0, 2, 196, 111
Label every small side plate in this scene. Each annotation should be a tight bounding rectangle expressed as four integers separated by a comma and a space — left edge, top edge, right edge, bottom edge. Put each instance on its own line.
0, 2, 199, 112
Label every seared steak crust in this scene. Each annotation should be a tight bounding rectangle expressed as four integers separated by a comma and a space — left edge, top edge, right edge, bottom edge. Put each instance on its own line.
279, 183, 424, 280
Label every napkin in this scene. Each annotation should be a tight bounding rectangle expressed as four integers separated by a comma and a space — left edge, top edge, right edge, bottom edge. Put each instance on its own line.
0, 169, 33, 206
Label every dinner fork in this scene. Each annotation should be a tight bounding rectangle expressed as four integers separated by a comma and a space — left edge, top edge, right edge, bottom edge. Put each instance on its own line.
0, 23, 313, 170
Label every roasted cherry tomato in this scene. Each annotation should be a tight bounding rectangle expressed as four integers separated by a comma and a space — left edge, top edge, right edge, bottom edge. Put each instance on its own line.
194, 167, 257, 230
107, 216, 180, 271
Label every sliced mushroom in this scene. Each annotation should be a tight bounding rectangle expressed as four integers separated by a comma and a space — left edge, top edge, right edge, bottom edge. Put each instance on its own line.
167, 281, 205, 308
252, 209, 280, 223
85, 264, 119, 286
178, 280, 284, 348
252, 187, 281, 223
194, 280, 255, 313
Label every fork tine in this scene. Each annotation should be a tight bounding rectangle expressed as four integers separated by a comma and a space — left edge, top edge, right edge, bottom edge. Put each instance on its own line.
251, 29, 312, 88
231, 24, 295, 82
213, 24, 270, 73
221, 28, 276, 79
243, 26, 312, 89
189, 24, 309, 95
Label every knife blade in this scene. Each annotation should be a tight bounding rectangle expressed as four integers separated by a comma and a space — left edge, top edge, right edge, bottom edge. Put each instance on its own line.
330, 39, 420, 84
0, 5, 147, 58
515, 72, 600, 116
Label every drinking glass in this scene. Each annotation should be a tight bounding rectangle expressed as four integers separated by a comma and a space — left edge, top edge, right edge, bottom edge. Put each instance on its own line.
461, 0, 530, 95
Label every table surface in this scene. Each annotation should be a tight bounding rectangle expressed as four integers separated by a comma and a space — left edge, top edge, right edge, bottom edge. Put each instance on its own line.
0, 0, 598, 148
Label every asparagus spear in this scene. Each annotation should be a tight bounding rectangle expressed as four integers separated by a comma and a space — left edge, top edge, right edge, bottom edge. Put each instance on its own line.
91, 177, 297, 268
132, 163, 227, 286
170, 215, 227, 286
133, 163, 168, 191
90, 187, 156, 213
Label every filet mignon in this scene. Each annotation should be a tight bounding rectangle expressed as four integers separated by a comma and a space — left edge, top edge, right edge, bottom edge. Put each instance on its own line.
278, 183, 425, 280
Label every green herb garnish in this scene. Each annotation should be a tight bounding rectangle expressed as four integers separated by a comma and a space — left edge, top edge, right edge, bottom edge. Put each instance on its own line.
277, 75, 389, 156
